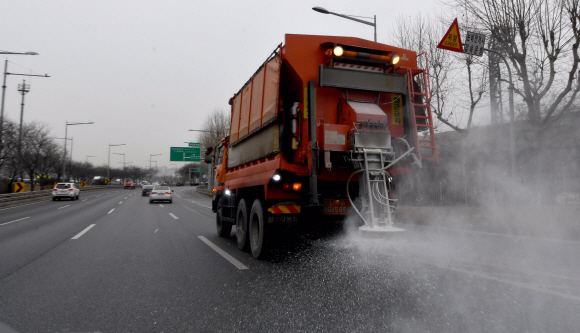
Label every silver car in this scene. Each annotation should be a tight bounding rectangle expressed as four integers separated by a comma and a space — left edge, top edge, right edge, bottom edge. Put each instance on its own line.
52, 182, 80, 201
149, 186, 173, 203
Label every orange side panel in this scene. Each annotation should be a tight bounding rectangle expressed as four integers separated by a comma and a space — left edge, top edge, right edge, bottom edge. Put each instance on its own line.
239, 83, 252, 139
225, 158, 280, 190
262, 55, 281, 125
230, 94, 242, 143
249, 66, 265, 133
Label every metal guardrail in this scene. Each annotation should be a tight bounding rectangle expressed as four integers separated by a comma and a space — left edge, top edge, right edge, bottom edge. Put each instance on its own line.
0, 185, 123, 204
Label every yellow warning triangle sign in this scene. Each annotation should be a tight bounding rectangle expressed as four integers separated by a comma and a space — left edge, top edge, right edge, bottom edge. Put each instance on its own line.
437, 18, 463, 52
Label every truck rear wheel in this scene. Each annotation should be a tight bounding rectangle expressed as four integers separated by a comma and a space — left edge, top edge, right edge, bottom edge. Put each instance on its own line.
236, 198, 250, 251
216, 202, 232, 237
249, 199, 270, 259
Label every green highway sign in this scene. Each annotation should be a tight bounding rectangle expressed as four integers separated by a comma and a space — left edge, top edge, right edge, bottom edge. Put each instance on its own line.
170, 147, 200, 162
188, 142, 201, 148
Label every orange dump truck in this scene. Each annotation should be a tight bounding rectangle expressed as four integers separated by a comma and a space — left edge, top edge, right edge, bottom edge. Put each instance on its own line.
212, 34, 438, 258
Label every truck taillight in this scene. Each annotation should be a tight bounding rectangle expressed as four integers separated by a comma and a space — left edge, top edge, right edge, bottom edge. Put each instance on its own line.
293, 183, 302, 191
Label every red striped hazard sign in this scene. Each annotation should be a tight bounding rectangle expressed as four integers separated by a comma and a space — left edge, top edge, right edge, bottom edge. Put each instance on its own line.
267, 205, 301, 214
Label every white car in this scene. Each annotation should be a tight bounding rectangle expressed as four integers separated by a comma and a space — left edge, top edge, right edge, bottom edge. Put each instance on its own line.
52, 182, 80, 201
149, 186, 173, 203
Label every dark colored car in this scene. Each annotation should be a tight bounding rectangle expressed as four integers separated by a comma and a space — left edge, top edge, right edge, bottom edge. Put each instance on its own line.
142, 185, 154, 196
124, 183, 135, 190
176, 182, 184, 186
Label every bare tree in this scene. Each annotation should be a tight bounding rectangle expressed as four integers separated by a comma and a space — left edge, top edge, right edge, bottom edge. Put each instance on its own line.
198, 108, 231, 149
20, 122, 52, 191
453, 0, 580, 128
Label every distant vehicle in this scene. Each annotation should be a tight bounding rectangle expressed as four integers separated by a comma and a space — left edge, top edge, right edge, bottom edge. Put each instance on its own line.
142, 185, 154, 196
124, 183, 135, 190
52, 183, 80, 201
92, 176, 106, 185
149, 186, 173, 203
140, 181, 149, 187
176, 182, 184, 186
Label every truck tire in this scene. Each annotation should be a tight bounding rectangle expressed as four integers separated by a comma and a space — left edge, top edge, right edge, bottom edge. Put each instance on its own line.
249, 199, 270, 259
236, 199, 250, 251
216, 202, 232, 237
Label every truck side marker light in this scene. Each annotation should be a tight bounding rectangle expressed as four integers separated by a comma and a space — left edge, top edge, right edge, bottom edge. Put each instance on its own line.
272, 174, 281, 181
283, 183, 291, 190
293, 183, 302, 191
392, 55, 401, 65
333, 46, 344, 57
225, 189, 231, 195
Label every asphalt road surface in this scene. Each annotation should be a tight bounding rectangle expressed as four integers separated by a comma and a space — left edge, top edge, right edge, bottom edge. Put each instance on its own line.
0, 187, 579, 332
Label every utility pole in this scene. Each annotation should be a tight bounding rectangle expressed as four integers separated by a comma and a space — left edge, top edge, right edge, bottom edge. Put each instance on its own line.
16, 80, 30, 163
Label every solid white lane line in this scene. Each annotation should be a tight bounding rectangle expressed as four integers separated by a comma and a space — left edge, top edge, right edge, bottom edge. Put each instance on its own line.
159, 204, 164, 208
154, 229, 158, 233
169, 213, 179, 220
58, 205, 70, 210
82, 199, 88, 202
119, 201, 123, 204
411, 256, 580, 302
198, 236, 248, 270
107, 208, 115, 214
187, 199, 211, 209
0, 217, 30, 226
71, 224, 96, 239
401, 223, 580, 245
124, 197, 127, 199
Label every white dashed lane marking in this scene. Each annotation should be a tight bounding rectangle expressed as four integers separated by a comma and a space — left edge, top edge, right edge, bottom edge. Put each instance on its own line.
169, 213, 179, 220
58, 205, 70, 210
71, 224, 96, 239
0, 217, 30, 227
107, 209, 115, 214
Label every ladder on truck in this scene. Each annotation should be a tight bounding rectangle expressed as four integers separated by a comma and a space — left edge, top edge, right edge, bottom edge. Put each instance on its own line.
399, 53, 439, 164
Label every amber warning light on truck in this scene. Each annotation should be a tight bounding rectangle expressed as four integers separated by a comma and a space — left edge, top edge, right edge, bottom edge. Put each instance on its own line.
326, 45, 400, 64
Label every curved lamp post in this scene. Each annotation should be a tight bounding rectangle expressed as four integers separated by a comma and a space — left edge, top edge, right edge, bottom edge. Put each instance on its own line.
312, 6, 376, 42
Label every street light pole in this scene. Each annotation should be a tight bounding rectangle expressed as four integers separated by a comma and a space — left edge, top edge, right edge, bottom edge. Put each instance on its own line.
108, 143, 125, 182
16, 80, 30, 159
150, 153, 161, 179
312, 7, 377, 42
0, 58, 48, 152
113, 153, 126, 169
63, 121, 94, 181
189, 129, 215, 190
484, 48, 517, 178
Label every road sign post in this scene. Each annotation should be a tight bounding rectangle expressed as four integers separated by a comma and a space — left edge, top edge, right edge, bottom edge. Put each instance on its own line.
436, 19, 517, 178
437, 18, 463, 53
464, 31, 486, 57
170, 147, 200, 162
13, 182, 24, 193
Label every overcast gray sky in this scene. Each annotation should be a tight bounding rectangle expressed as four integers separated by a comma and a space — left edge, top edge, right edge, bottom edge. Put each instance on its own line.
2, 0, 441, 169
